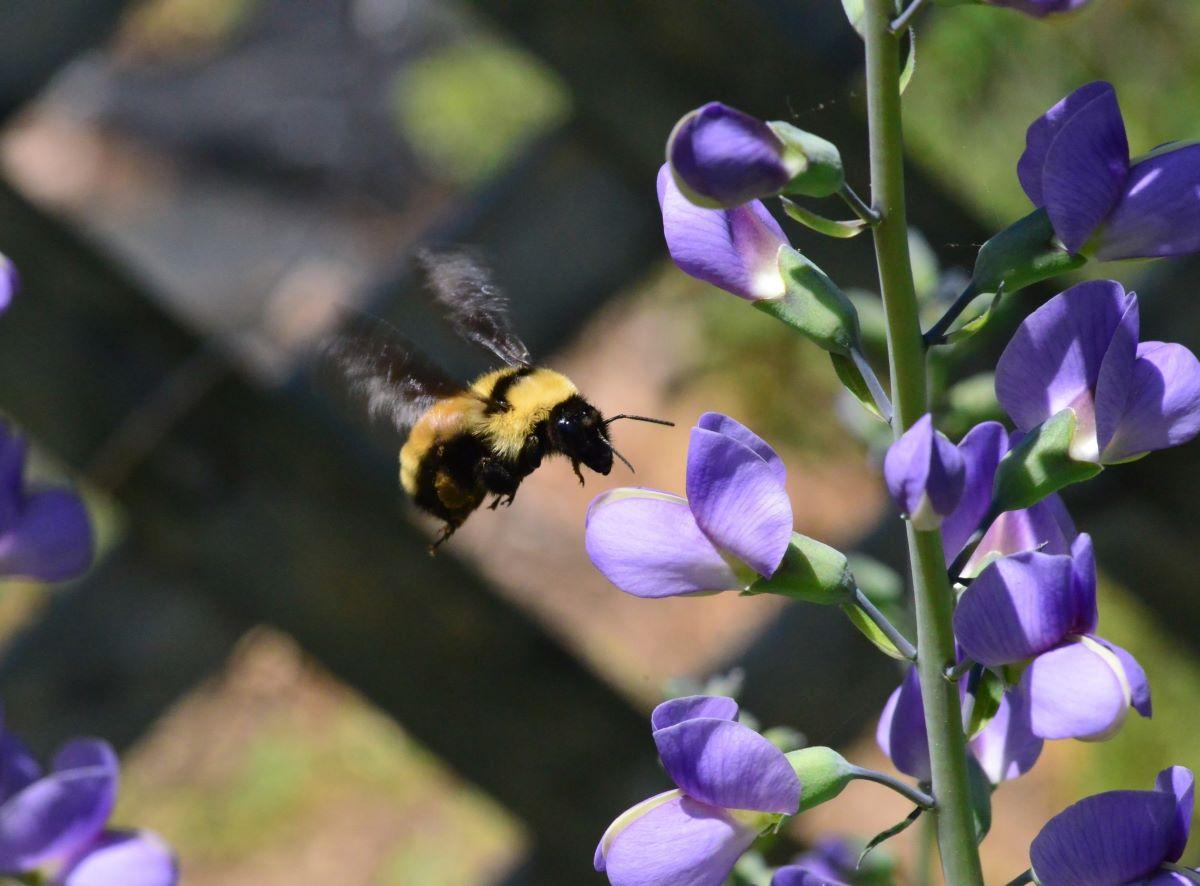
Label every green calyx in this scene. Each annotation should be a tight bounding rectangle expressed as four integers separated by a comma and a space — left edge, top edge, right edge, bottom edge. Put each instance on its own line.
757, 246, 862, 356
971, 208, 1087, 297
992, 408, 1102, 513
786, 746, 856, 812
768, 122, 845, 198
748, 532, 856, 604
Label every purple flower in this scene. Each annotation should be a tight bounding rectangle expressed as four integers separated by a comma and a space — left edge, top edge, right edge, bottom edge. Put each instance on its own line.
772, 866, 847, 886
985, 0, 1090, 16
875, 668, 1043, 784
586, 413, 792, 598
996, 280, 1200, 465
1018, 81, 1200, 259
940, 421, 1076, 577
883, 414, 965, 530
0, 255, 17, 314
667, 103, 794, 208
0, 422, 93, 582
954, 536, 1151, 741
595, 695, 801, 886
1030, 767, 1194, 885
0, 714, 176, 884
658, 165, 789, 301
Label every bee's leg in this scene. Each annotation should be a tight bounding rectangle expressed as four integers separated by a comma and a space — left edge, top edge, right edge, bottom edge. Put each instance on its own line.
572, 460, 586, 486
428, 522, 458, 555
479, 457, 521, 507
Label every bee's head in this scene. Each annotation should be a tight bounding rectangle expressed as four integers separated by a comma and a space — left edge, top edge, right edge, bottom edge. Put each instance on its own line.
548, 396, 613, 475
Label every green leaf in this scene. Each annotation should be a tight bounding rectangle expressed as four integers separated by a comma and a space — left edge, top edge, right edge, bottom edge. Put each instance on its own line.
780, 198, 867, 239
831, 352, 887, 422
841, 602, 909, 660
899, 27, 917, 94
859, 805, 924, 867
992, 408, 1102, 512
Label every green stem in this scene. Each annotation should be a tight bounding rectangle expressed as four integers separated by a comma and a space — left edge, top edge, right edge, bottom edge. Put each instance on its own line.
861, 2, 985, 883
924, 280, 980, 348
1005, 871, 1034, 886
890, 0, 931, 34
848, 764, 935, 808
839, 183, 881, 225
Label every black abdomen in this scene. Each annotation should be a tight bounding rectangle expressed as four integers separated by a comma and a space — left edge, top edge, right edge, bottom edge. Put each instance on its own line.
412, 432, 490, 528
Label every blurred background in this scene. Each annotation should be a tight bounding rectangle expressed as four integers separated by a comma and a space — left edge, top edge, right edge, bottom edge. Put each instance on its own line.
0, 1, 1197, 883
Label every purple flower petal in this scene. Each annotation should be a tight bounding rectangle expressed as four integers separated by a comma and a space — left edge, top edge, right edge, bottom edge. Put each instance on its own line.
0, 256, 16, 315
883, 414, 965, 529
1039, 86, 1129, 252
875, 669, 929, 782
1067, 534, 1098, 635
686, 426, 792, 578
0, 489, 94, 582
653, 718, 799, 814
969, 688, 1043, 784
771, 866, 848, 886
1156, 766, 1194, 863
1095, 143, 1200, 260
942, 421, 1008, 563
1092, 636, 1152, 718
596, 789, 681, 871
585, 489, 741, 598
668, 103, 790, 208
1102, 341, 1200, 462
0, 740, 117, 871
601, 795, 759, 886
1031, 788, 1179, 885
0, 732, 41, 806
59, 830, 177, 886
1022, 640, 1129, 740
1092, 295, 1140, 457
0, 429, 25, 533
968, 495, 1077, 578
651, 696, 739, 733
696, 413, 786, 486
995, 279, 1135, 445
658, 165, 789, 301
953, 551, 1075, 666
1019, 83, 1121, 208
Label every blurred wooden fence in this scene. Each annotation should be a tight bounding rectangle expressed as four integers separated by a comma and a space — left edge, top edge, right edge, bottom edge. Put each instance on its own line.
0, 1, 1198, 883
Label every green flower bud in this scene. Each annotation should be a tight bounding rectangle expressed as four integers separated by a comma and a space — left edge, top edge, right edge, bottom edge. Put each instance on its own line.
972, 208, 1086, 297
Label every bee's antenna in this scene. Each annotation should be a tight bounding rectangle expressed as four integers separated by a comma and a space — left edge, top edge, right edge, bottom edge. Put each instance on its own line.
604, 414, 675, 427
606, 441, 636, 473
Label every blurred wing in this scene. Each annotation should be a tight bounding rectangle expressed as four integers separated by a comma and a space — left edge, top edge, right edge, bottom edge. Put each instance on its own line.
415, 247, 533, 368
323, 316, 479, 433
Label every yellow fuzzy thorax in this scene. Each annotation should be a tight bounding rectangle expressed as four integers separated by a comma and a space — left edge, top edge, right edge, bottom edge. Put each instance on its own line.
472, 367, 578, 458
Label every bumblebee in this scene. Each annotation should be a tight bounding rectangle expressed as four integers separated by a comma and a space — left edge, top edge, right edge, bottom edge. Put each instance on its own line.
327, 249, 671, 550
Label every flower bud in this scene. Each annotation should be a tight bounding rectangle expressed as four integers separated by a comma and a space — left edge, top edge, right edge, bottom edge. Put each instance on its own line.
785, 747, 855, 813
884, 414, 966, 530
667, 102, 795, 209
756, 246, 861, 355
748, 532, 856, 604
767, 122, 844, 199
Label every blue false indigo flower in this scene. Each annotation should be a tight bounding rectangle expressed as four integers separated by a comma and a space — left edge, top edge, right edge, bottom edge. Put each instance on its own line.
0, 422, 93, 581
940, 421, 1076, 578
772, 867, 846, 886
954, 536, 1151, 741
0, 714, 177, 884
984, 0, 1090, 16
658, 165, 789, 302
586, 413, 792, 598
996, 280, 1200, 465
667, 103, 843, 209
877, 667, 1044, 785
0, 255, 17, 314
595, 695, 801, 886
883, 414, 965, 530
1019, 82, 1200, 259
1030, 767, 1195, 885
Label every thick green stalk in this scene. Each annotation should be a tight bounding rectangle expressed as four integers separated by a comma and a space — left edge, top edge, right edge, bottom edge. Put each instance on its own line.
861, 1, 985, 883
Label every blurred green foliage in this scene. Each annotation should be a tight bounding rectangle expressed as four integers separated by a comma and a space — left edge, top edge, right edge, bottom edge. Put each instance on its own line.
393, 37, 570, 186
